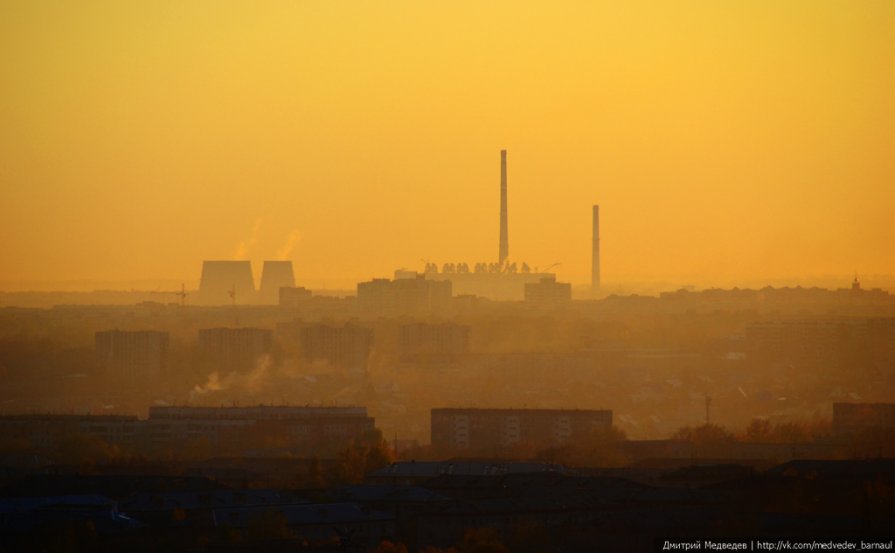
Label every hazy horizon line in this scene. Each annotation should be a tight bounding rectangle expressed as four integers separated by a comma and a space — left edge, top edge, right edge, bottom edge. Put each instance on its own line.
1, 273, 892, 295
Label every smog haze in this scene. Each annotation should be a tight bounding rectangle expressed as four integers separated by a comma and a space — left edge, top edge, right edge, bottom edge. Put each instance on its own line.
3, 5, 895, 549
2, 1, 894, 290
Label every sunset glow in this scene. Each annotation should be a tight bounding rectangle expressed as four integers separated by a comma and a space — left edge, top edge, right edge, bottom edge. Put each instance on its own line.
2, 1, 893, 290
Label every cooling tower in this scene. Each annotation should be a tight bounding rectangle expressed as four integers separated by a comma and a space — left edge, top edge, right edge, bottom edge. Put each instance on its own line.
259, 260, 296, 304
198, 260, 256, 305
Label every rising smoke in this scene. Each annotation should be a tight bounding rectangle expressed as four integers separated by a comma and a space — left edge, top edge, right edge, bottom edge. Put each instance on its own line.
276, 230, 302, 260
231, 217, 266, 260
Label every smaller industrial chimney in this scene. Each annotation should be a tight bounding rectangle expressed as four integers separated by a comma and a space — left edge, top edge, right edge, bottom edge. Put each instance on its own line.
592, 205, 600, 296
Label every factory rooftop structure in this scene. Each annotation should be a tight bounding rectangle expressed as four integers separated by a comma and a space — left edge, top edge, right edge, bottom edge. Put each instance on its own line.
401, 150, 557, 301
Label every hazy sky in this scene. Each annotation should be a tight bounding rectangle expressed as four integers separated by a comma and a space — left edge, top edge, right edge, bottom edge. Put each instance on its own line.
2, 1, 893, 290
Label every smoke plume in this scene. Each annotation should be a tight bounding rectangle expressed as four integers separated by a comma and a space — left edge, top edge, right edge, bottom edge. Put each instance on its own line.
276, 230, 302, 260
232, 217, 265, 260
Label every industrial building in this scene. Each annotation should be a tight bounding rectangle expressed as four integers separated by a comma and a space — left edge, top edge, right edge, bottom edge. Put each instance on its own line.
95, 330, 169, 379
431, 408, 612, 454
197, 327, 274, 372
401, 150, 556, 301
419, 267, 554, 302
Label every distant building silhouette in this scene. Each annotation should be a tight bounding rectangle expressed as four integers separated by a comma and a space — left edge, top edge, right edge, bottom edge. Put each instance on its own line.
198, 327, 273, 372
0, 414, 140, 449
524, 275, 572, 305
258, 260, 296, 304
416, 267, 554, 302
146, 405, 374, 456
746, 318, 895, 368
431, 408, 612, 453
398, 323, 470, 358
279, 286, 313, 307
298, 323, 374, 371
95, 330, 169, 379
0, 407, 375, 458
357, 275, 451, 315
658, 284, 891, 308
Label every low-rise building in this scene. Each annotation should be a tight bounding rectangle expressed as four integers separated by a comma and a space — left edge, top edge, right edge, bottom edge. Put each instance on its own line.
0, 406, 375, 459
431, 408, 612, 454
0, 414, 140, 449
146, 405, 375, 456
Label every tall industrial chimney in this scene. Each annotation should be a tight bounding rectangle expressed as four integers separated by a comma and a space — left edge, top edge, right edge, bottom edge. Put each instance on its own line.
592, 205, 600, 296
499, 149, 508, 266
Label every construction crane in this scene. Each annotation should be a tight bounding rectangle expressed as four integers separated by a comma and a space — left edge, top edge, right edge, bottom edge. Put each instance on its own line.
174, 283, 188, 307
228, 284, 239, 327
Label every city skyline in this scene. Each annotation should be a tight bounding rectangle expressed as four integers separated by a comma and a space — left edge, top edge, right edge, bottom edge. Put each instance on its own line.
1, 2, 894, 291
2, 4, 895, 548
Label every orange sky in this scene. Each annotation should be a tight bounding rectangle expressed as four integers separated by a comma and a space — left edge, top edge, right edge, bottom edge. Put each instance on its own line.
1, 1, 893, 291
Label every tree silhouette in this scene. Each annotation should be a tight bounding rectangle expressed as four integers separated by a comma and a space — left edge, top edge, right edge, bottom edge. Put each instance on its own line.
672, 423, 736, 444
334, 428, 394, 484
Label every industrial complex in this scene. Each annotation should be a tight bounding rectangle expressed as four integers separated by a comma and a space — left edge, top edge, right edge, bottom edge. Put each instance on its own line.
193, 150, 594, 304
